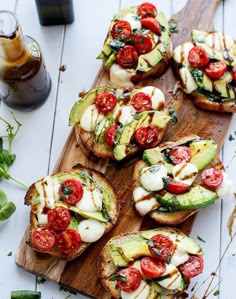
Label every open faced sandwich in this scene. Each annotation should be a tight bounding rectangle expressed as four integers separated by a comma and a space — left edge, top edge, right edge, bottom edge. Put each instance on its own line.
69, 86, 171, 161
98, 227, 204, 298
132, 134, 232, 224
173, 30, 236, 112
25, 164, 119, 260
97, 2, 172, 87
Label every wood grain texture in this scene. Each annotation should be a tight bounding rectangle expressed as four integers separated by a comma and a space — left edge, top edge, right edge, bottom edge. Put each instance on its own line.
15, 0, 232, 298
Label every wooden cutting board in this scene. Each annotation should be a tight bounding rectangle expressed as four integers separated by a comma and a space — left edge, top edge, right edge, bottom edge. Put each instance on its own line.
16, 0, 232, 298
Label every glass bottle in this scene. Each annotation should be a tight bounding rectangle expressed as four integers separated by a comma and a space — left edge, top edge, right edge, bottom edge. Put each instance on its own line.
35, 0, 74, 26
0, 10, 51, 110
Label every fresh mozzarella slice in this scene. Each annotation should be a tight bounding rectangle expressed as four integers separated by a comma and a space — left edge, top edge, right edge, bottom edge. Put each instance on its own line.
170, 242, 189, 267
80, 104, 104, 132
133, 187, 159, 215
179, 67, 198, 93
172, 162, 198, 186
121, 13, 141, 31
216, 171, 234, 198
118, 105, 136, 126
158, 264, 182, 290
140, 165, 168, 191
121, 280, 150, 299
37, 213, 48, 225
76, 186, 102, 212
35, 176, 60, 212
78, 219, 105, 242
140, 86, 165, 110
110, 64, 135, 88
206, 32, 234, 51
173, 42, 194, 66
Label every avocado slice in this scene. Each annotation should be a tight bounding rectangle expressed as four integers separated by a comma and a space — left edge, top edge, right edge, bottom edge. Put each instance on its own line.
214, 71, 235, 99
140, 229, 203, 256
189, 139, 217, 170
156, 185, 217, 210
148, 282, 162, 299
69, 86, 115, 125
137, 12, 171, 73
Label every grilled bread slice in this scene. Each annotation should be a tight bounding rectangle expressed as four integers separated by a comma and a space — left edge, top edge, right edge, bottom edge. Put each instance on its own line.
98, 227, 204, 299
173, 30, 236, 112
25, 164, 119, 260
97, 2, 172, 88
69, 86, 171, 161
132, 134, 232, 225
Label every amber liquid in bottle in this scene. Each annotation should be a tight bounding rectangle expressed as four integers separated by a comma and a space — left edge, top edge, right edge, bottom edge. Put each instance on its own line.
0, 11, 51, 110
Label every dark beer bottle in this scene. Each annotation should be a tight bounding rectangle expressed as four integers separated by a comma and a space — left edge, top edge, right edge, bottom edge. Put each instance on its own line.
0, 10, 51, 110
35, 0, 74, 26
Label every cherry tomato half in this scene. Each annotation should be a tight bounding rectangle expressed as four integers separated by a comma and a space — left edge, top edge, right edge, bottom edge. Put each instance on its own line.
47, 206, 71, 231
188, 46, 210, 68
117, 45, 138, 69
131, 92, 152, 112
204, 61, 227, 79
148, 234, 175, 261
141, 256, 166, 278
165, 178, 190, 194
59, 179, 84, 205
138, 2, 157, 18
141, 17, 160, 34
134, 34, 153, 55
134, 125, 159, 148
116, 267, 141, 293
231, 65, 236, 81
111, 20, 132, 40
56, 229, 81, 254
31, 226, 56, 252
201, 167, 223, 189
105, 124, 118, 147
168, 146, 191, 164
179, 255, 204, 278
94, 91, 117, 114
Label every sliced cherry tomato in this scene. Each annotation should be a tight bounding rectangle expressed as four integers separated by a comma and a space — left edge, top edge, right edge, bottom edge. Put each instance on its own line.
94, 91, 117, 114
56, 229, 81, 254
168, 146, 191, 164
131, 92, 152, 112
165, 178, 190, 194
148, 234, 175, 261
116, 267, 141, 293
111, 20, 132, 40
117, 45, 138, 69
188, 46, 210, 68
201, 167, 223, 189
31, 226, 56, 252
179, 255, 204, 278
231, 65, 236, 81
141, 256, 166, 278
59, 179, 84, 205
138, 2, 157, 18
134, 125, 159, 148
133, 34, 153, 55
47, 206, 71, 231
105, 124, 118, 147
141, 17, 160, 34
205, 61, 227, 79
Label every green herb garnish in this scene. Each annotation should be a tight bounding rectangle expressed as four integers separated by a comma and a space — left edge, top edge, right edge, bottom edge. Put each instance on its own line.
168, 19, 178, 33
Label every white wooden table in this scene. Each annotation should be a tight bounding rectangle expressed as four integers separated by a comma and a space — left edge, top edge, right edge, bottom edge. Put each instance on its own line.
0, 0, 236, 298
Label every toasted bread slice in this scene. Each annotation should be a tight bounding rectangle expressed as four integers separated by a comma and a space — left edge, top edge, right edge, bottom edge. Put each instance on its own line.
97, 3, 172, 87
132, 134, 230, 225
172, 30, 236, 113
98, 227, 203, 299
69, 86, 171, 161
25, 164, 119, 260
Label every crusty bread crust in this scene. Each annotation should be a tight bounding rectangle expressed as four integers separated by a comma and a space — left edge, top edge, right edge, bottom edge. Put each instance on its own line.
98, 227, 189, 299
25, 164, 119, 260
133, 134, 225, 225
74, 89, 170, 160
